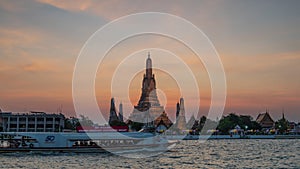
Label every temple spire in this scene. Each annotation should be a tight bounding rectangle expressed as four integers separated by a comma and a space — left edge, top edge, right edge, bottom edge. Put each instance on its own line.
109, 98, 119, 125
176, 97, 187, 131
176, 102, 180, 120
179, 98, 185, 112
282, 108, 285, 120
119, 102, 124, 122
146, 52, 152, 79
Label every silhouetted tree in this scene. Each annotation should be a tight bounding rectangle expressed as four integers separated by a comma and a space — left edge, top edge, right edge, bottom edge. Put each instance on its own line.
217, 116, 235, 134
78, 115, 94, 127
275, 117, 289, 134
197, 116, 207, 132
64, 118, 74, 130
109, 120, 127, 126
217, 113, 262, 134
127, 120, 144, 131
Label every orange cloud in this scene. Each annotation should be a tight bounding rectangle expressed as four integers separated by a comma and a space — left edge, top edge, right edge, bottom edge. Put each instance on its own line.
36, 0, 222, 21
0, 28, 41, 49
21, 61, 53, 72
36, 0, 92, 11
37, 0, 123, 20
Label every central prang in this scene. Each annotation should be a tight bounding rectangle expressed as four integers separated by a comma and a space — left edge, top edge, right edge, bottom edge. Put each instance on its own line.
128, 52, 172, 129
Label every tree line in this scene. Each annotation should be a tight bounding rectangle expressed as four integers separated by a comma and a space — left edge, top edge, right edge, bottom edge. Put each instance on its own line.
59, 113, 293, 135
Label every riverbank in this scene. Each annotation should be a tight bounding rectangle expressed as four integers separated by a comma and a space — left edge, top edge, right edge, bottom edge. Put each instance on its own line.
166, 134, 300, 140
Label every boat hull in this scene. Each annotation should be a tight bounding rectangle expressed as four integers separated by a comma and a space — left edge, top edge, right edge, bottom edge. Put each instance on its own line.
0, 143, 176, 153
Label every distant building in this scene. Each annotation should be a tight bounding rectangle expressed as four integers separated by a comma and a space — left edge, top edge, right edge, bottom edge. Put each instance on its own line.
289, 122, 300, 134
0, 111, 65, 132
289, 122, 297, 130
156, 119, 167, 133
256, 111, 274, 128
154, 111, 172, 128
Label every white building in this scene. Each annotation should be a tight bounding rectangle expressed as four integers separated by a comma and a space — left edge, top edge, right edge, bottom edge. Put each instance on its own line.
0, 111, 65, 132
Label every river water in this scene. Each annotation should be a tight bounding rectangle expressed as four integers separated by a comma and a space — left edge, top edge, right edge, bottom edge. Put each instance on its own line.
0, 139, 299, 169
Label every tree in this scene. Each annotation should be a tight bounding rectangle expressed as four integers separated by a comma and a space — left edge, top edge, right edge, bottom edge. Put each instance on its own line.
250, 121, 262, 130
193, 116, 219, 134
78, 115, 94, 127
64, 117, 80, 130
275, 117, 289, 134
128, 120, 144, 131
197, 116, 207, 132
239, 115, 252, 129
216, 113, 262, 134
109, 120, 127, 126
64, 118, 74, 130
228, 113, 240, 125
217, 117, 235, 134
200, 116, 207, 125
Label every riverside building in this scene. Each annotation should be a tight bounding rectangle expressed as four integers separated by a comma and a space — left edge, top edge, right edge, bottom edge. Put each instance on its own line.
0, 110, 65, 132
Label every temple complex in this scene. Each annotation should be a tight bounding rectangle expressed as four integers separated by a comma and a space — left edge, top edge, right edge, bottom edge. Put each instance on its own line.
256, 110, 275, 128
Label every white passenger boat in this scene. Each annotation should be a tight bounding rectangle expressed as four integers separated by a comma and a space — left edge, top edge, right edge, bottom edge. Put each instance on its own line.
0, 132, 177, 153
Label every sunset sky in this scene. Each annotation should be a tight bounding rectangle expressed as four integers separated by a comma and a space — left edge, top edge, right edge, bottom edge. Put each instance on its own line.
0, 0, 299, 123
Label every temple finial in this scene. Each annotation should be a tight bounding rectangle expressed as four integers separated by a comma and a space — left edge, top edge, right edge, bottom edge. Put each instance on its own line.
146, 51, 152, 78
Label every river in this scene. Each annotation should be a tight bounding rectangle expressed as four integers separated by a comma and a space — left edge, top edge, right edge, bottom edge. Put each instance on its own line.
0, 139, 299, 169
